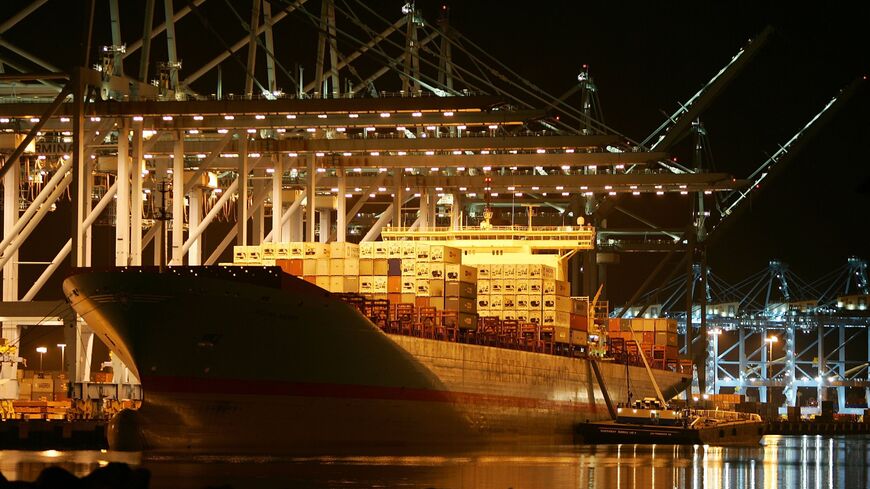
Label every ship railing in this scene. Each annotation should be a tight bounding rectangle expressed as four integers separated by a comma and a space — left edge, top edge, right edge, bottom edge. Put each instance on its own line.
382, 225, 596, 243
692, 409, 762, 423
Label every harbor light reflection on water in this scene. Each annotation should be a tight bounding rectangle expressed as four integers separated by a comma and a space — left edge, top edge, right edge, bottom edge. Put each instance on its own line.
1, 435, 868, 488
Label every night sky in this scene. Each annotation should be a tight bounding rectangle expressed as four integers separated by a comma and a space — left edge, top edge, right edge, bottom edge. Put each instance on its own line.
1, 1, 868, 310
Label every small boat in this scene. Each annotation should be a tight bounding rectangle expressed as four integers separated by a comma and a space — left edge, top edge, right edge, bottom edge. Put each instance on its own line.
575, 397, 765, 446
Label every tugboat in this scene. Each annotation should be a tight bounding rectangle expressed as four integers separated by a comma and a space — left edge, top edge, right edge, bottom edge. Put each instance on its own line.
575, 397, 765, 445
577, 318, 765, 446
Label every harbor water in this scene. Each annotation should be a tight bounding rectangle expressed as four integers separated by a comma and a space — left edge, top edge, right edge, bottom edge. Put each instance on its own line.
1, 435, 869, 488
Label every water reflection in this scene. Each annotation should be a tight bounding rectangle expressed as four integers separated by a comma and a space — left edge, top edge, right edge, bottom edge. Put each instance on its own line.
0, 436, 868, 488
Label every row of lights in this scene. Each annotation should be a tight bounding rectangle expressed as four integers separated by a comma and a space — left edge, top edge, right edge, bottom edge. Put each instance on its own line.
0, 111, 466, 125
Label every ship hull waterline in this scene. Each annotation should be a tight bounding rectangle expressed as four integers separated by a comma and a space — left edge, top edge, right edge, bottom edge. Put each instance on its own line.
63, 267, 691, 454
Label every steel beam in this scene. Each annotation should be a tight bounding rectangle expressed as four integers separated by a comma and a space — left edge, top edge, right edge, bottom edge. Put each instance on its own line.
171, 133, 184, 264
163, 0, 179, 92
139, 0, 156, 83
362, 204, 394, 242
130, 122, 144, 265
124, 0, 205, 58
271, 156, 284, 242
306, 155, 316, 241
182, 0, 307, 88
336, 168, 346, 241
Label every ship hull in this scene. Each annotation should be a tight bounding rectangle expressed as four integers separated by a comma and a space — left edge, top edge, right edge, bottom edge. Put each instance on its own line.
64, 267, 690, 454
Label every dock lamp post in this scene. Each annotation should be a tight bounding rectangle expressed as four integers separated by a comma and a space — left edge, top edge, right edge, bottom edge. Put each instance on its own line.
57, 343, 66, 372
36, 346, 47, 373
766, 336, 778, 371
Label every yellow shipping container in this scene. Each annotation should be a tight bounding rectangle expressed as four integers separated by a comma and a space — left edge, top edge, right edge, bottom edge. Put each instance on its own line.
360, 276, 374, 294
315, 258, 330, 276
387, 241, 402, 258
415, 262, 431, 278
260, 243, 277, 261
329, 242, 359, 259
359, 242, 374, 258
502, 264, 516, 280
373, 259, 389, 275
477, 263, 491, 279
476, 279, 490, 295
401, 259, 416, 276
315, 276, 331, 290
373, 276, 388, 294
446, 264, 478, 282
414, 243, 430, 260
373, 242, 389, 259
275, 243, 291, 259
430, 263, 445, 279
502, 295, 516, 309
515, 264, 530, 278
516, 295, 530, 309
289, 242, 305, 258
401, 278, 416, 294
401, 242, 416, 258
359, 259, 374, 276
516, 279, 530, 294
304, 243, 330, 259
428, 245, 461, 264
490, 263, 503, 279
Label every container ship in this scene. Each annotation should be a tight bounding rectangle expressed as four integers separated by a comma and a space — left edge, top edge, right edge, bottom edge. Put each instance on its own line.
62, 227, 691, 454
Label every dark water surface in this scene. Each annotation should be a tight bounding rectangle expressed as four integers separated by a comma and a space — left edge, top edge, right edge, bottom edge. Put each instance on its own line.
2, 436, 869, 488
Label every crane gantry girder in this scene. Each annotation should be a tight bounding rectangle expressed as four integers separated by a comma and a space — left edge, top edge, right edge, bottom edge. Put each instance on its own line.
311, 173, 745, 192
130, 135, 625, 155
0, 94, 508, 118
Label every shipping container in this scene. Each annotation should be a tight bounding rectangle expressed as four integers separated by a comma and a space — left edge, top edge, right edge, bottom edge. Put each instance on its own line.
276, 259, 303, 276
516, 294, 529, 309
260, 243, 277, 261
359, 242, 374, 258
516, 279, 529, 294
414, 243, 430, 260
289, 242, 305, 258
446, 264, 478, 282
359, 258, 374, 276
502, 295, 516, 309
401, 259, 416, 276
401, 278, 416, 294
515, 264, 529, 278
315, 276, 330, 290
503, 280, 516, 294
387, 276, 402, 294
387, 258, 402, 276
429, 263, 445, 279
457, 312, 477, 330
445, 281, 476, 299
401, 242, 416, 258
329, 241, 360, 259
490, 263, 503, 279
571, 314, 589, 331
359, 275, 375, 294
373, 276, 388, 294
429, 297, 445, 310
477, 295, 490, 310
477, 279, 490, 295
429, 279, 445, 297
387, 241, 402, 258
446, 297, 476, 314
315, 258, 330, 276
373, 242, 389, 259
477, 263, 491, 279
416, 278, 431, 296
415, 262, 431, 278
274, 243, 291, 260
429, 245, 461, 264
502, 264, 516, 280
373, 259, 389, 276
400, 293, 416, 304
304, 242, 330, 259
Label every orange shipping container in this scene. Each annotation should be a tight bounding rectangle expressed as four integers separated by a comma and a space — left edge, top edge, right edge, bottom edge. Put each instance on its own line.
571, 313, 589, 331
277, 259, 303, 276
387, 276, 402, 294
608, 318, 621, 332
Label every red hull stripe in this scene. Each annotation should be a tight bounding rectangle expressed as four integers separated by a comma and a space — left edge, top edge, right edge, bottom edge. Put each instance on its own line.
141, 375, 598, 412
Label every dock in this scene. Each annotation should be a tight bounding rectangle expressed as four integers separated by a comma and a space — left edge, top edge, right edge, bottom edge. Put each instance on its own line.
0, 420, 107, 450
